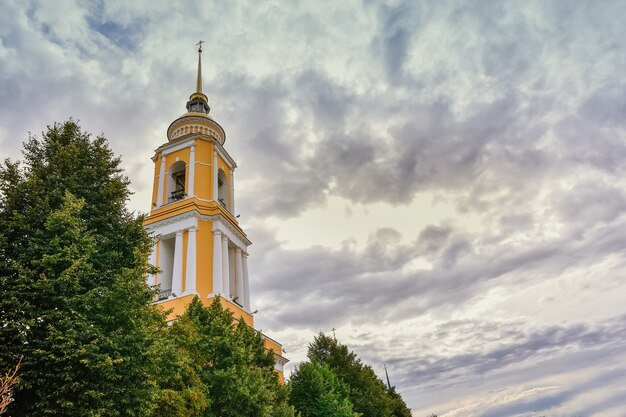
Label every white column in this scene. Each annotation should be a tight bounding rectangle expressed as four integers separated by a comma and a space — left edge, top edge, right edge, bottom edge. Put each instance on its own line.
213, 150, 218, 201
171, 231, 184, 297
230, 168, 235, 213
147, 239, 158, 285
184, 227, 197, 294
221, 235, 230, 297
212, 229, 223, 294
188, 144, 195, 198
235, 248, 244, 305
157, 153, 166, 207
242, 252, 250, 311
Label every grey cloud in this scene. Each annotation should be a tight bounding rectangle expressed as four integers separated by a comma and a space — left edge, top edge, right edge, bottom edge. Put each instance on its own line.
554, 180, 626, 228
254, 209, 626, 331
478, 365, 626, 417
417, 225, 452, 254
386, 316, 626, 389
440, 239, 472, 269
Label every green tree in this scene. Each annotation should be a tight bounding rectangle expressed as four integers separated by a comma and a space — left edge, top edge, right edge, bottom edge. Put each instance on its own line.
0, 121, 164, 416
288, 362, 357, 417
149, 315, 210, 417
307, 334, 411, 417
161, 296, 295, 417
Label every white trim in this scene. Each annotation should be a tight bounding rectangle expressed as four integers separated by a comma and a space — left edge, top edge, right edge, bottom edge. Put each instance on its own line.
172, 231, 184, 296
235, 248, 244, 304
214, 139, 236, 169
212, 229, 223, 294
211, 217, 250, 249
242, 252, 250, 311
155, 135, 236, 169
146, 212, 198, 239
147, 241, 158, 285
221, 234, 230, 297
161, 136, 195, 156
147, 211, 250, 247
213, 150, 218, 201
157, 154, 166, 207
188, 144, 195, 197
230, 169, 235, 214
167, 116, 225, 145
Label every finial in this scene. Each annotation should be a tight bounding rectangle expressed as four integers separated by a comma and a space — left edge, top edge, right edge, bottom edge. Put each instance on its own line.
196, 40, 204, 94
186, 41, 210, 114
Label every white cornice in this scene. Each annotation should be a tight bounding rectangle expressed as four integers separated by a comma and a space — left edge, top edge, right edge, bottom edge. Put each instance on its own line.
145, 211, 198, 238
157, 136, 194, 156
208, 216, 251, 248
153, 135, 236, 169
146, 210, 250, 248
214, 140, 236, 169
167, 115, 225, 145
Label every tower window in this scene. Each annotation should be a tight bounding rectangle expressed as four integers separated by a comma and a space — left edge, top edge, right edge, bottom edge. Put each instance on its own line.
217, 169, 229, 210
168, 161, 187, 203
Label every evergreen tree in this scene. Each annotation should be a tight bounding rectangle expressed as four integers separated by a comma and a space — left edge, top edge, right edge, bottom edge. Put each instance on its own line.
307, 334, 411, 417
288, 362, 357, 417
0, 121, 164, 416
159, 296, 295, 417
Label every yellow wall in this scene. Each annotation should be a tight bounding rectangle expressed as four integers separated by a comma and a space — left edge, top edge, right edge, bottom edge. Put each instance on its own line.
156, 293, 253, 327
151, 139, 237, 211
196, 219, 213, 297
195, 139, 213, 200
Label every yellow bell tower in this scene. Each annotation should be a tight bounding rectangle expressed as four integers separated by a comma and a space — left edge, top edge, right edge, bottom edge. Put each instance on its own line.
144, 42, 287, 380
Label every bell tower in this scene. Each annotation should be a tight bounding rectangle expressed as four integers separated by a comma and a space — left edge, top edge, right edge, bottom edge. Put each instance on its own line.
144, 42, 287, 379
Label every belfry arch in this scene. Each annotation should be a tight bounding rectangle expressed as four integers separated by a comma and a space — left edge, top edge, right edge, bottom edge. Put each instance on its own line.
167, 160, 186, 203
217, 168, 229, 210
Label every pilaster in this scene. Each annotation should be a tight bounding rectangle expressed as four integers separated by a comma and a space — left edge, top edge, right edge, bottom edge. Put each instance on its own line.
157, 153, 166, 207
242, 252, 250, 311
235, 248, 244, 305
172, 231, 184, 296
221, 234, 230, 297
212, 229, 223, 294
188, 144, 195, 197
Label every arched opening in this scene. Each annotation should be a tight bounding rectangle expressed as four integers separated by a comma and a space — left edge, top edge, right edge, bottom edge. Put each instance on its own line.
168, 161, 187, 203
217, 169, 229, 210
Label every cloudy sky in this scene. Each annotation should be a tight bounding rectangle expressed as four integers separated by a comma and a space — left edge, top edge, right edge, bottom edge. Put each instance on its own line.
2, 1, 626, 416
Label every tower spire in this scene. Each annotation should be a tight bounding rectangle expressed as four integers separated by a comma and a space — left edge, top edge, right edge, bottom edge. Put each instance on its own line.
186, 41, 210, 115
196, 40, 204, 94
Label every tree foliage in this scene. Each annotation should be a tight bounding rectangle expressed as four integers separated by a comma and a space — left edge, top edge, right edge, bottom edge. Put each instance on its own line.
307, 334, 411, 417
289, 361, 357, 417
0, 121, 164, 416
152, 296, 295, 417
